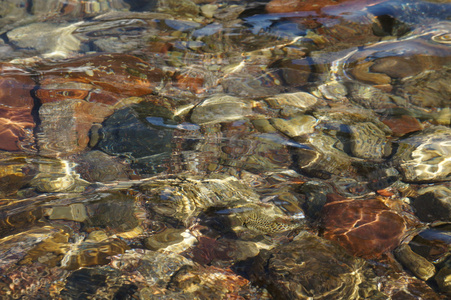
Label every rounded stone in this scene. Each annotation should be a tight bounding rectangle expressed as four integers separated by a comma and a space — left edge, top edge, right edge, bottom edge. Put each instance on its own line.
250, 231, 369, 299
321, 194, 416, 258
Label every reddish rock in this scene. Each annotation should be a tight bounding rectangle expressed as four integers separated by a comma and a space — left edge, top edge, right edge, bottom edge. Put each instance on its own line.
0, 106, 35, 151
381, 115, 423, 136
0, 63, 36, 151
266, 0, 387, 14
0, 63, 35, 108
174, 72, 205, 94
321, 194, 418, 258
36, 53, 164, 105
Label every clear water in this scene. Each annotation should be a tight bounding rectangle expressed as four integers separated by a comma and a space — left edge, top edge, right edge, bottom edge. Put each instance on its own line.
0, 0, 450, 299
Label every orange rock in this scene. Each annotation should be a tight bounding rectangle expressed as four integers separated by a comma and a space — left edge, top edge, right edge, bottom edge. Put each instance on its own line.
0, 63, 35, 108
381, 115, 423, 136
0, 106, 35, 151
36, 53, 164, 105
321, 194, 415, 258
174, 72, 205, 94
0, 63, 36, 151
266, 0, 387, 14
376, 188, 395, 197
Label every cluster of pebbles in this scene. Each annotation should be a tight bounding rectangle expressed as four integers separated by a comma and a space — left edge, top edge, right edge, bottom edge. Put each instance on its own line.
0, 0, 450, 299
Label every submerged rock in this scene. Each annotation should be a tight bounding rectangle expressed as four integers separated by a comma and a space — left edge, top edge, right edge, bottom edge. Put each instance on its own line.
110, 249, 194, 286
157, 0, 200, 17
37, 99, 113, 156
265, 92, 318, 117
30, 157, 89, 193
188, 236, 259, 266
109, 249, 265, 299
436, 263, 451, 296
47, 191, 141, 236
0, 153, 37, 197
59, 267, 126, 299
36, 54, 164, 105
346, 82, 398, 109
396, 68, 451, 108
295, 132, 353, 178
348, 122, 391, 159
140, 174, 260, 224
167, 264, 264, 299
394, 244, 436, 281
7, 22, 81, 57
75, 150, 130, 182
412, 185, 451, 222
250, 231, 373, 300
0, 226, 67, 270
190, 94, 253, 125
321, 194, 419, 258
60, 237, 129, 270
396, 126, 451, 183
0, 63, 36, 151
381, 115, 423, 137
97, 106, 173, 159
144, 228, 187, 251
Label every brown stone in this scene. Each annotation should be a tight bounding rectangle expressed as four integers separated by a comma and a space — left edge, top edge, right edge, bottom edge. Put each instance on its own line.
0, 63, 35, 108
381, 115, 423, 137
266, 0, 387, 14
36, 53, 164, 105
321, 194, 417, 258
0, 63, 36, 151
0, 106, 34, 151
350, 61, 392, 85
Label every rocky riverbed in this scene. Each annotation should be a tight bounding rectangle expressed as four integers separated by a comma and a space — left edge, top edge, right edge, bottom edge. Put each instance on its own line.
0, 0, 450, 299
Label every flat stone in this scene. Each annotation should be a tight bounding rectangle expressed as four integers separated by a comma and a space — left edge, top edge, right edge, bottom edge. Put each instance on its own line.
270, 115, 317, 138
190, 94, 253, 125
265, 92, 318, 117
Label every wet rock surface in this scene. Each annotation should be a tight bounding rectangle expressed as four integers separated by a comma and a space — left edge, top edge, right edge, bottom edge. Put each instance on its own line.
395, 126, 451, 183
0, 0, 450, 299
249, 231, 371, 299
320, 194, 419, 258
